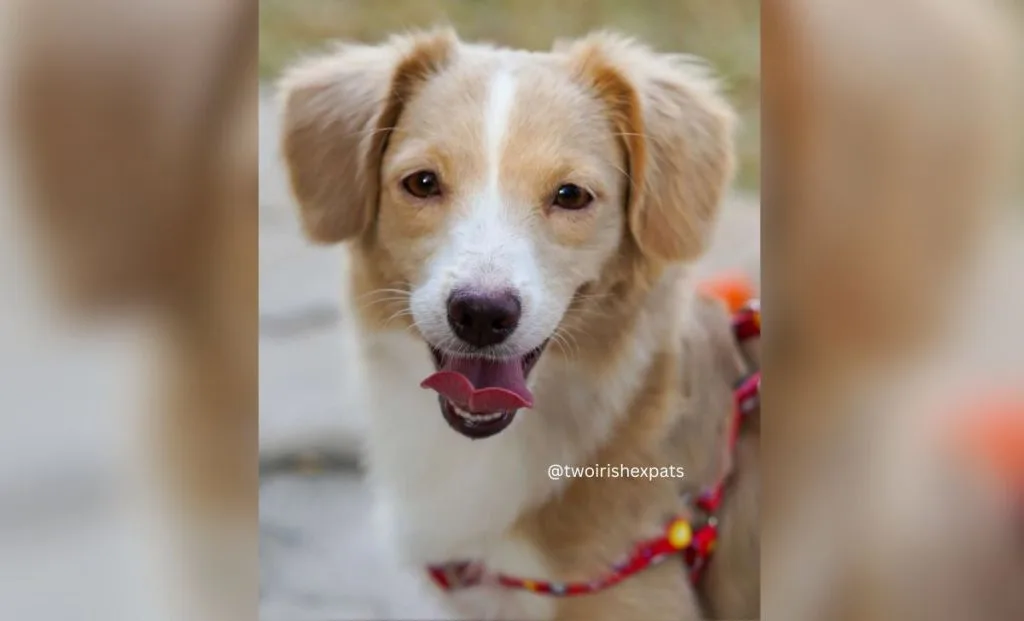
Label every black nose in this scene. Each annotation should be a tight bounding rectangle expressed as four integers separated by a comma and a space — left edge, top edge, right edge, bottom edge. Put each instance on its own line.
447, 290, 521, 348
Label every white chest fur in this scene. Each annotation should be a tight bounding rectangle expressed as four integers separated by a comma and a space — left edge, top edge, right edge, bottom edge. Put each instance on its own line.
360, 330, 565, 560
451, 537, 557, 621
357, 312, 662, 618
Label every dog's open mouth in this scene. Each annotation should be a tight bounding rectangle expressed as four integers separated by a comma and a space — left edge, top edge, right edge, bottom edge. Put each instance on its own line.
420, 342, 548, 439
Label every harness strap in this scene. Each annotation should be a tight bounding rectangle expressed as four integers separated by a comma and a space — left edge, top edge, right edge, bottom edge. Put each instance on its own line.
428, 300, 761, 596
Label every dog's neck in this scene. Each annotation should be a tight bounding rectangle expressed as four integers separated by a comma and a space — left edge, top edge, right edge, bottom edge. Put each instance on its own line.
535, 259, 693, 453
507, 263, 698, 586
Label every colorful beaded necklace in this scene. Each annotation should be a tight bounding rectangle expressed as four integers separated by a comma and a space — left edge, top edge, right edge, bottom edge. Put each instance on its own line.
428, 300, 761, 597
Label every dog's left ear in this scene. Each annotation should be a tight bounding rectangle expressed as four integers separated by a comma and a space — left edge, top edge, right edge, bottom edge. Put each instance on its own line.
558, 33, 736, 263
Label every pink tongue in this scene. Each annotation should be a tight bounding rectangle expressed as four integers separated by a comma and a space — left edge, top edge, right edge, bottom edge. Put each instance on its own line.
420, 355, 533, 413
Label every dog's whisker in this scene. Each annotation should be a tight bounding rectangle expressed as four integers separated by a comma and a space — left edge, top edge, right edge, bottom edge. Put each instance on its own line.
560, 321, 597, 352
354, 287, 412, 302
358, 294, 411, 304
354, 288, 414, 315
560, 325, 583, 351
566, 305, 618, 322
356, 298, 412, 315
552, 335, 575, 361
551, 326, 581, 361
569, 297, 617, 310
573, 290, 615, 300
381, 308, 415, 329
569, 304, 616, 317
347, 125, 408, 141
356, 289, 411, 299
357, 295, 411, 306
549, 332, 572, 359
599, 158, 635, 186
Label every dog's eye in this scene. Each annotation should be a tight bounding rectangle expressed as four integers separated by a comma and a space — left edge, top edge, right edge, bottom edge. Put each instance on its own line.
402, 170, 442, 199
553, 184, 593, 210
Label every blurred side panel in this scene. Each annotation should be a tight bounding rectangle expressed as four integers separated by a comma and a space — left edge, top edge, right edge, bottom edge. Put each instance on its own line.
763, 0, 1021, 620
1, 0, 258, 620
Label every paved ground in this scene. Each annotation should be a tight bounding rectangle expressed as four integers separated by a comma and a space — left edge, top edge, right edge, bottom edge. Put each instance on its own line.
256, 87, 760, 619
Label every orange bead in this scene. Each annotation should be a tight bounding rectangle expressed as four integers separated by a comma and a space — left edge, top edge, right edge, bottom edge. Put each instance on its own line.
668, 519, 693, 549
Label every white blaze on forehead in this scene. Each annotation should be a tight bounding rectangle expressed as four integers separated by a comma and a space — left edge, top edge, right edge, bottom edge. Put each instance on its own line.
410, 62, 570, 354
428, 64, 545, 336
443, 65, 527, 287
484, 68, 518, 192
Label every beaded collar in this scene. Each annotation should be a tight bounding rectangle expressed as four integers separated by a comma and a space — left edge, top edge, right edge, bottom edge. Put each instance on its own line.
427, 300, 761, 597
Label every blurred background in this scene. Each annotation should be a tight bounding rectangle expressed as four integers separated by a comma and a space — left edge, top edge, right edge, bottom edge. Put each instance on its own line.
763, 1, 1023, 620
1, 0, 257, 620
257, 1, 759, 618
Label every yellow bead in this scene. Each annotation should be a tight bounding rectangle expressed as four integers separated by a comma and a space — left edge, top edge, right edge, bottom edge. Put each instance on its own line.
522, 580, 537, 591
668, 519, 693, 549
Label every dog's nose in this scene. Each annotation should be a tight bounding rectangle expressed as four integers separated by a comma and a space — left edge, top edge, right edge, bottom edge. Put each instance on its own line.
447, 290, 521, 348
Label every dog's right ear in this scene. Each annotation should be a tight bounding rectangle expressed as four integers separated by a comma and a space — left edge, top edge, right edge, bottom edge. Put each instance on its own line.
557, 32, 736, 264
277, 29, 457, 244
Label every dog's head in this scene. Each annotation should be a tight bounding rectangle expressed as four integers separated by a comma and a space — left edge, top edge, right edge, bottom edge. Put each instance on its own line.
279, 29, 735, 438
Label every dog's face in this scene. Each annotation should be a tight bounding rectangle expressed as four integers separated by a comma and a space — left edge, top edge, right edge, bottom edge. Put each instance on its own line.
279, 30, 734, 439
381, 52, 627, 368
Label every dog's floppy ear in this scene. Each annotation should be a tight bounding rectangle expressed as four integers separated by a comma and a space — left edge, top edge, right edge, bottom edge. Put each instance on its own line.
277, 29, 457, 244
558, 32, 736, 263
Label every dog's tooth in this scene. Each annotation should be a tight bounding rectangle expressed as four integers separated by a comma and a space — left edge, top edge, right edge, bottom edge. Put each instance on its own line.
451, 405, 508, 423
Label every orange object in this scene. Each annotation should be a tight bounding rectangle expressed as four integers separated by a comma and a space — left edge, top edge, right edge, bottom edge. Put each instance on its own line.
698, 272, 756, 314
951, 396, 1024, 491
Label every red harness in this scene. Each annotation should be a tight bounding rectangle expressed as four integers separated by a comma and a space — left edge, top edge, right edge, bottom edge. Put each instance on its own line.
428, 300, 761, 597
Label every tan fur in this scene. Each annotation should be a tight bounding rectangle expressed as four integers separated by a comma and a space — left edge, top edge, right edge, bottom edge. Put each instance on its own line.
668, 294, 760, 619
280, 29, 739, 621
557, 33, 737, 264
280, 29, 459, 244
516, 349, 701, 618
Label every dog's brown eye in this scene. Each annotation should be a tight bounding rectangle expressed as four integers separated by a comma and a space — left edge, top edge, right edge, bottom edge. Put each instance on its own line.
402, 170, 442, 199
553, 184, 593, 210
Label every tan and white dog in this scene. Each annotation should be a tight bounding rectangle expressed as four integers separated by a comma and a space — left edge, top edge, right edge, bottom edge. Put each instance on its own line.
279, 29, 737, 620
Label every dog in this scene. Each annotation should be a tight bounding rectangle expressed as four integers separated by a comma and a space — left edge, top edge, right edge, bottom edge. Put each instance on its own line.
279, 28, 738, 620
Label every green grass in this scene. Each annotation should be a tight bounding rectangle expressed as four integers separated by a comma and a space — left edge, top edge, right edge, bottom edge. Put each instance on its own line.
260, 0, 760, 190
